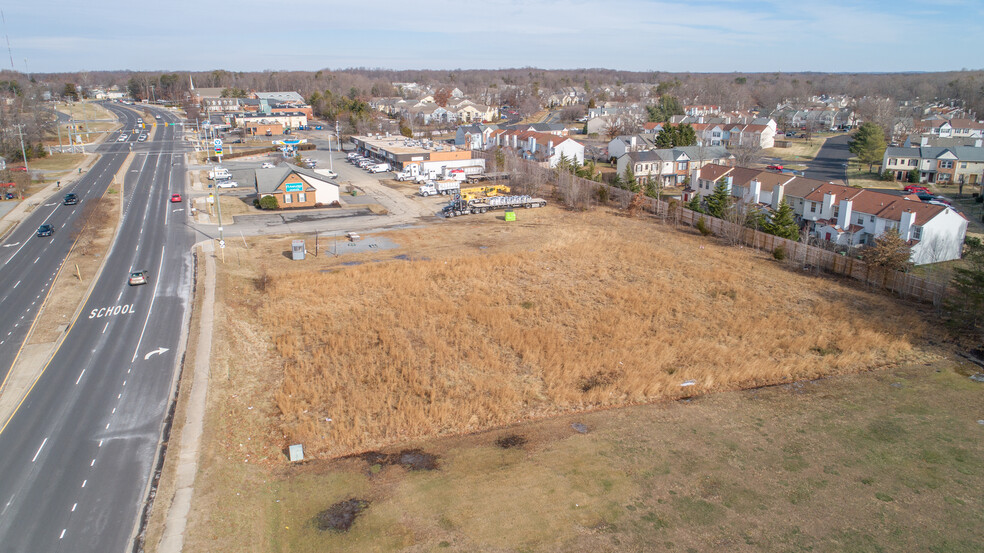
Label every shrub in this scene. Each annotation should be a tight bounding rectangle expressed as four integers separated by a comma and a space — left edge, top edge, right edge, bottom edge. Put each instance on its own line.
596, 185, 610, 205
252, 198, 260, 207
696, 216, 712, 236
773, 245, 787, 261
880, 169, 894, 182
259, 195, 279, 210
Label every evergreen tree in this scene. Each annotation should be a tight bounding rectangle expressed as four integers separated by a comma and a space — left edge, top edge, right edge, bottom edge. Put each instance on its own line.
624, 166, 640, 192
686, 194, 703, 213
676, 124, 698, 146
704, 178, 732, 218
848, 122, 887, 173
763, 199, 800, 240
654, 125, 675, 148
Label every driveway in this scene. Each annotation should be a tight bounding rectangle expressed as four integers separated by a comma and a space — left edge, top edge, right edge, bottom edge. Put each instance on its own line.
802, 134, 851, 183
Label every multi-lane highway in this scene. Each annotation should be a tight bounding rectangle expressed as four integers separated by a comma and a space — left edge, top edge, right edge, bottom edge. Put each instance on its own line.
0, 103, 195, 552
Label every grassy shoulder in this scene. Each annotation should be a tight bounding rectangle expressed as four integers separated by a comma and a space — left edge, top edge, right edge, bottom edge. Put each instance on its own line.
53, 101, 118, 137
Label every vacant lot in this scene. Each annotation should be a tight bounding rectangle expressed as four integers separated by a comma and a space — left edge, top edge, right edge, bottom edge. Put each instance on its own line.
171, 205, 983, 553
764, 136, 829, 163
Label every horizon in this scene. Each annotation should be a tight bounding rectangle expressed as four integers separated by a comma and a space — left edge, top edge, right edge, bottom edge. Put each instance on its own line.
7, 1, 984, 74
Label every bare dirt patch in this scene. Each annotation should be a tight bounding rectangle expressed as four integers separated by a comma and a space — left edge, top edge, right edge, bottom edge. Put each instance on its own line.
314, 498, 370, 532
358, 449, 439, 472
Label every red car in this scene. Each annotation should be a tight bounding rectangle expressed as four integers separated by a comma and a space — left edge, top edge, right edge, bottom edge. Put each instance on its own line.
170, 193, 182, 203
903, 184, 929, 194
11, 166, 27, 172
766, 164, 783, 172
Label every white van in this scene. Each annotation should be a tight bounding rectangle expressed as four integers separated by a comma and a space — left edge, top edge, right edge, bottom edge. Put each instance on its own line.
368, 162, 391, 173
208, 167, 231, 180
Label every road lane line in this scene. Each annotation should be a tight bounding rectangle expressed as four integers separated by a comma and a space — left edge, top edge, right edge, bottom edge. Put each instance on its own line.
75, 369, 85, 385
98, 440, 103, 447
81, 480, 86, 488
131, 244, 166, 362
90, 459, 95, 467
102, 322, 108, 334
31, 438, 48, 462
13, 280, 19, 288
71, 503, 77, 512
59, 529, 66, 539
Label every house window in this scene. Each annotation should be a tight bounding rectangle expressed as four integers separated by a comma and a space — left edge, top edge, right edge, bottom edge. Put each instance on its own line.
960, 162, 967, 169
939, 160, 953, 169
889, 158, 896, 165
809, 202, 816, 213
857, 215, 864, 225
912, 226, 922, 240
909, 159, 917, 166
938, 173, 951, 182
869, 216, 874, 222
284, 194, 292, 204
677, 162, 687, 171
298, 192, 307, 203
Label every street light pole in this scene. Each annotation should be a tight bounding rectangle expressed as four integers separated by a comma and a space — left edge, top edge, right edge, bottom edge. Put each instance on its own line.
14, 124, 29, 174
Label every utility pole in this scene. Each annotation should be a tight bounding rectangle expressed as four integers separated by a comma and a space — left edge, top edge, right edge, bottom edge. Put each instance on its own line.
14, 123, 28, 174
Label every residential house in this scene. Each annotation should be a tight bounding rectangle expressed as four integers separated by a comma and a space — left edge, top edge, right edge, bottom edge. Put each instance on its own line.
693, 164, 969, 264
684, 105, 720, 117
607, 134, 659, 159
255, 164, 340, 208
455, 123, 500, 150
489, 129, 584, 167
616, 146, 733, 187
641, 122, 663, 134
882, 146, 984, 186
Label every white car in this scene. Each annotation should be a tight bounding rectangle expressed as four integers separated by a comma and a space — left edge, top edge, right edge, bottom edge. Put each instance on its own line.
261, 162, 275, 169
321, 170, 337, 179
216, 180, 239, 188
117, 134, 127, 142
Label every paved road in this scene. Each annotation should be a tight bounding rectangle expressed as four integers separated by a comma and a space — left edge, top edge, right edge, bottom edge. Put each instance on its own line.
0, 104, 138, 386
803, 134, 851, 183
0, 105, 196, 553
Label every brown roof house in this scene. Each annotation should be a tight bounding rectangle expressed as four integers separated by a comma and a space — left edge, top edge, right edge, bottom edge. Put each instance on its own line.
254, 164, 340, 209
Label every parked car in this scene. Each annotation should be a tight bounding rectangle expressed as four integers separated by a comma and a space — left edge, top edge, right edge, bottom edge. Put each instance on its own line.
63, 193, 79, 205
766, 164, 783, 172
261, 162, 275, 169
916, 192, 935, 202
215, 180, 239, 188
903, 184, 930, 194
117, 134, 127, 142
4, 192, 14, 200
170, 193, 182, 203
321, 170, 338, 179
36, 224, 53, 237
128, 270, 149, 286
930, 196, 951, 206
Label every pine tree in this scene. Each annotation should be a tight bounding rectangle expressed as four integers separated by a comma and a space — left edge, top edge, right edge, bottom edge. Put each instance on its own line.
686, 194, 703, 213
865, 229, 912, 272
764, 199, 800, 240
704, 178, 732, 218
624, 166, 639, 192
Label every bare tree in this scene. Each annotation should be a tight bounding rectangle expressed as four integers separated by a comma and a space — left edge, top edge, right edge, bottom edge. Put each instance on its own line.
732, 142, 763, 167
721, 201, 750, 246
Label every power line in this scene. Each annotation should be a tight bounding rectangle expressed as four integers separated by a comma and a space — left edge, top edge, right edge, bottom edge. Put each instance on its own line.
1, 10, 13, 71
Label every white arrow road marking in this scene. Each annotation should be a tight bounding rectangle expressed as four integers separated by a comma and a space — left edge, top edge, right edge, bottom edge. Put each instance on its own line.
143, 347, 170, 360
1, 242, 19, 248
43, 203, 56, 207
171, 208, 184, 212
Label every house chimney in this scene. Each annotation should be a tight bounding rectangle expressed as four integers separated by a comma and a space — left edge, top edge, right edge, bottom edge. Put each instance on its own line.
836, 199, 853, 231
976, 138, 982, 148
771, 184, 784, 210
822, 192, 836, 218
747, 179, 761, 204
899, 210, 917, 240
920, 136, 929, 147
630, 136, 637, 150
725, 176, 734, 195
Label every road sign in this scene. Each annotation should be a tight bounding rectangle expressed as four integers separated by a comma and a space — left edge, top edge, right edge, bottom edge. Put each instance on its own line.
213, 138, 222, 147
219, 239, 226, 249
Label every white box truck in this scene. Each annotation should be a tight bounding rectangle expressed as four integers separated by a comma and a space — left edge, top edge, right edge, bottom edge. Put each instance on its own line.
208, 167, 231, 180
418, 179, 460, 196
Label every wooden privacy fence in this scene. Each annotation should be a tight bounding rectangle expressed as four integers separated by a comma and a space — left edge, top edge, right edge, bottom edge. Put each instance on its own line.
476, 150, 948, 304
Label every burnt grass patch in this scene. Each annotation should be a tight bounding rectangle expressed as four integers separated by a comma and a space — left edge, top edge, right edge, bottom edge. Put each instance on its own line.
359, 448, 439, 471
495, 434, 528, 449
314, 498, 370, 532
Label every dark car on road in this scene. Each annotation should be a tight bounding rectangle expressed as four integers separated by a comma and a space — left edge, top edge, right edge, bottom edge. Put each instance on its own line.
36, 224, 53, 237
63, 193, 79, 205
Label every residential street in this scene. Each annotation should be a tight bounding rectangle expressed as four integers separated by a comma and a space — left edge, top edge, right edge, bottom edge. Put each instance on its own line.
802, 134, 851, 183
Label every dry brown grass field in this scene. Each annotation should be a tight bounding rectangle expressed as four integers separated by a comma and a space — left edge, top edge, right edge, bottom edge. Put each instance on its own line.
211, 206, 927, 461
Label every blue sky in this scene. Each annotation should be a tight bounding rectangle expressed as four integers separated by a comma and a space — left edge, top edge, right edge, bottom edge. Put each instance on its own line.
7, 0, 984, 73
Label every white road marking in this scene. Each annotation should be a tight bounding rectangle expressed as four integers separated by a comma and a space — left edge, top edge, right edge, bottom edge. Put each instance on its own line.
71, 503, 77, 512
105, 423, 110, 429
31, 438, 48, 462
33, 257, 39, 264
75, 369, 85, 385
13, 280, 19, 288
112, 408, 116, 414
98, 440, 103, 447
122, 380, 126, 387
102, 322, 108, 334
90, 459, 95, 467
59, 529, 66, 539
131, 245, 166, 362
81, 480, 86, 488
